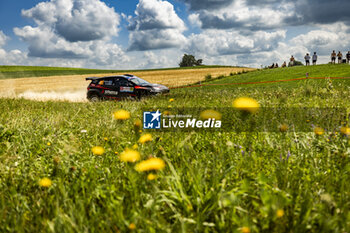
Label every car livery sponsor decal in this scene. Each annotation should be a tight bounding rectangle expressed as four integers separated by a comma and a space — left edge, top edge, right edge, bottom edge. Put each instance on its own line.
120, 87, 134, 92
105, 90, 119, 95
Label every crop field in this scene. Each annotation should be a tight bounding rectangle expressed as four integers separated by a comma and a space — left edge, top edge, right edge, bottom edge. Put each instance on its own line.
0, 66, 251, 101
0, 64, 350, 232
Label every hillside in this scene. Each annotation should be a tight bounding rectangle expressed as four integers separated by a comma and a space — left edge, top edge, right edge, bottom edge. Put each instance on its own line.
206, 64, 350, 87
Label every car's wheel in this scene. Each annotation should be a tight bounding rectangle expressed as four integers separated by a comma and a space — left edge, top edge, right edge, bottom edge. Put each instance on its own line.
137, 91, 145, 100
89, 94, 100, 102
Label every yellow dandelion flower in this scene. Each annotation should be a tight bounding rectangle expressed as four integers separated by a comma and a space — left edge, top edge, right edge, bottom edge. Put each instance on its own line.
241, 227, 250, 233
340, 126, 350, 136
135, 158, 165, 172
128, 223, 136, 230
147, 173, 157, 180
92, 146, 105, 156
104, 137, 108, 141
39, 178, 52, 187
277, 209, 284, 218
169, 98, 174, 102
139, 130, 142, 133
200, 109, 222, 120
279, 124, 288, 132
119, 148, 140, 163
132, 144, 139, 150
47, 142, 51, 146
168, 105, 172, 108
163, 110, 171, 116
134, 119, 142, 128
113, 110, 131, 120
233, 97, 260, 114
314, 127, 325, 136
138, 134, 153, 144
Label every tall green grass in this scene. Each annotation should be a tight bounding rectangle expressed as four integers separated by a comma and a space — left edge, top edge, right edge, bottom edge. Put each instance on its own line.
0, 65, 349, 232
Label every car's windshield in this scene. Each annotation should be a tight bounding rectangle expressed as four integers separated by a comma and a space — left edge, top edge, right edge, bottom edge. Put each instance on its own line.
129, 76, 150, 85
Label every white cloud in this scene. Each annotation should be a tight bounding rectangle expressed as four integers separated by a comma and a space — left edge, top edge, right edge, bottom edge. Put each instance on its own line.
14, 26, 88, 58
0, 31, 27, 66
290, 23, 350, 55
0, 31, 9, 48
128, 0, 187, 51
21, 0, 120, 42
186, 0, 295, 30
183, 0, 350, 30
180, 0, 234, 11
188, 13, 202, 28
10, 0, 132, 68
185, 30, 286, 56
129, 29, 187, 51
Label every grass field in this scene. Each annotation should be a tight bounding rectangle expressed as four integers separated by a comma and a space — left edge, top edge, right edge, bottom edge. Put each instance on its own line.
0, 64, 350, 232
0, 66, 252, 100
0, 65, 245, 80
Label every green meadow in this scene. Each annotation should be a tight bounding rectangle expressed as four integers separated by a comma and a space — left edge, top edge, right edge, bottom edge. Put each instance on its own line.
0, 65, 237, 79
0, 64, 350, 232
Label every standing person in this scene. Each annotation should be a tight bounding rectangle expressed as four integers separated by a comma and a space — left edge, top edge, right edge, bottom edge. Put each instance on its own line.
290, 55, 295, 67
331, 50, 336, 64
346, 51, 350, 64
312, 52, 318, 65
337, 51, 343, 64
304, 53, 310, 66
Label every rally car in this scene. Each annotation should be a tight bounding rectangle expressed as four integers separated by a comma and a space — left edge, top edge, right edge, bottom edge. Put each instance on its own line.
86, 74, 169, 101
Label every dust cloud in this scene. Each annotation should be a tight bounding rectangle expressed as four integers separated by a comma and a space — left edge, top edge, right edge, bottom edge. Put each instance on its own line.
17, 91, 88, 102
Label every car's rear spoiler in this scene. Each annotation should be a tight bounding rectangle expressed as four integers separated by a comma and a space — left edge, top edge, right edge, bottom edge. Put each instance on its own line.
86, 77, 101, 81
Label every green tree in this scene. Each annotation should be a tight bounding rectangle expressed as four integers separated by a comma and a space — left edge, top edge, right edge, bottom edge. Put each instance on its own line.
179, 54, 203, 67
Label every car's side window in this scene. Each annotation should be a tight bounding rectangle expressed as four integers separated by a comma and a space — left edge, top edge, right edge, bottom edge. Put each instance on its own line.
113, 78, 120, 86
119, 79, 128, 86
104, 79, 113, 86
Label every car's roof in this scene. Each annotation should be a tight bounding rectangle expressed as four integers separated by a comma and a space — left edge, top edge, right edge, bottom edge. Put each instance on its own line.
86, 74, 135, 81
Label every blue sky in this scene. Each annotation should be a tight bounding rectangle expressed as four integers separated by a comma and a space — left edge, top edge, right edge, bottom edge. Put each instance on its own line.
0, 0, 350, 69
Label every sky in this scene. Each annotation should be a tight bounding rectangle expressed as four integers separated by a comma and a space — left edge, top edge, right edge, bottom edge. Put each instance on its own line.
0, 0, 350, 69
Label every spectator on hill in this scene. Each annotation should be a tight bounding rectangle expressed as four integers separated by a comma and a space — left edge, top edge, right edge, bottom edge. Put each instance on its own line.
275, 63, 279, 68
312, 52, 318, 65
304, 53, 310, 66
282, 61, 287, 68
346, 51, 350, 64
269, 63, 275, 69
289, 55, 295, 66
337, 51, 343, 64
331, 50, 336, 64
